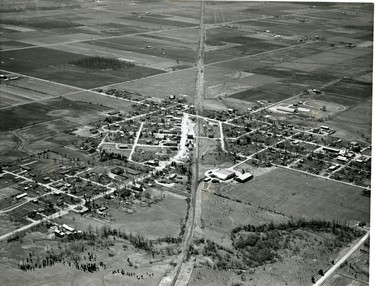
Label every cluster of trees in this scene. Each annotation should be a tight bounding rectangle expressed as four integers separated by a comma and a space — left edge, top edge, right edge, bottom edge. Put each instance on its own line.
18, 247, 107, 273
198, 219, 364, 270
158, 236, 182, 244
232, 219, 363, 240
70, 56, 135, 70
111, 269, 154, 280
100, 149, 127, 162
82, 225, 154, 252
104, 115, 123, 124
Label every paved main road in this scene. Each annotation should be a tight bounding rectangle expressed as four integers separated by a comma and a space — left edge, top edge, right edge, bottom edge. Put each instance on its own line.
314, 231, 370, 286
159, 1, 206, 286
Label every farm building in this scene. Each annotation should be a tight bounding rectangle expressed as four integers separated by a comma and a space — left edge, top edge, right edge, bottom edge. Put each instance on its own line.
211, 169, 236, 181
328, 164, 340, 171
146, 160, 159, 166
63, 224, 74, 232
235, 173, 254, 183
277, 106, 297, 113
356, 156, 370, 163
16, 193, 28, 200
54, 230, 65, 237
131, 183, 143, 192
20, 165, 31, 171
337, 156, 348, 163
118, 144, 128, 149
323, 146, 340, 153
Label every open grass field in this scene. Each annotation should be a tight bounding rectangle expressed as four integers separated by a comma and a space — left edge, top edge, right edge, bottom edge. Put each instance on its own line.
105, 67, 196, 99
14, 120, 80, 154
0, 231, 169, 286
0, 133, 28, 162
326, 98, 372, 142
0, 40, 34, 50
0, 186, 19, 200
59, 195, 187, 240
215, 167, 370, 225
0, 84, 56, 108
3, 77, 79, 97
201, 191, 289, 247
231, 81, 302, 103
0, 214, 27, 237
50, 40, 184, 71
63, 91, 136, 110
92, 36, 196, 64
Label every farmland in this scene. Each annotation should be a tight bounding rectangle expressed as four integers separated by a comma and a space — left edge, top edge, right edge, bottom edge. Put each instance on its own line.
0, 1, 372, 286
0, 97, 110, 132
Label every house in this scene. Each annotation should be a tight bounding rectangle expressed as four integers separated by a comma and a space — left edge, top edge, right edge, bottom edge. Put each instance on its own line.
211, 169, 236, 181
155, 133, 165, 140
54, 230, 65, 237
323, 146, 340, 153
108, 111, 119, 116
168, 173, 177, 180
328, 164, 340, 171
356, 156, 370, 163
146, 160, 159, 166
131, 183, 143, 192
111, 167, 124, 175
235, 173, 253, 183
118, 144, 128, 149
337, 156, 348, 163
126, 169, 141, 176
20, 165, 31, 171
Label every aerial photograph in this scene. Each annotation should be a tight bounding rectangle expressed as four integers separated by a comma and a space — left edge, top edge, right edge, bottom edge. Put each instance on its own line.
0, 0, 372, 285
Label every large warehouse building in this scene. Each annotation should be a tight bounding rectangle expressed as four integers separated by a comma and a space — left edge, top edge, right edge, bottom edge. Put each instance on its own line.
211, 169, 236, 181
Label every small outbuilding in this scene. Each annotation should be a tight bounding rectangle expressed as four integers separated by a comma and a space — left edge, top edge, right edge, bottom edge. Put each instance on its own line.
235, 173, 253, 183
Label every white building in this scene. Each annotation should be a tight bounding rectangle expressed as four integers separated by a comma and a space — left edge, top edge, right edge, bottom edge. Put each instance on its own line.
211, 169, 236, 181
235, 173, 253, 183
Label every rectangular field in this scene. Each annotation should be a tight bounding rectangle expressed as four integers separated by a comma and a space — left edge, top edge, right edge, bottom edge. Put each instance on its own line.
215, 167, 370, 224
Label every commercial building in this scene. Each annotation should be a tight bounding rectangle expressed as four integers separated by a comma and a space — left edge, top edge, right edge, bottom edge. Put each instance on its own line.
211, 169, 236, 181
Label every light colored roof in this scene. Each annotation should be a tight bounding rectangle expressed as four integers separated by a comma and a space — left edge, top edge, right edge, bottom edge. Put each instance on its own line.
237, 173, 253, 180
